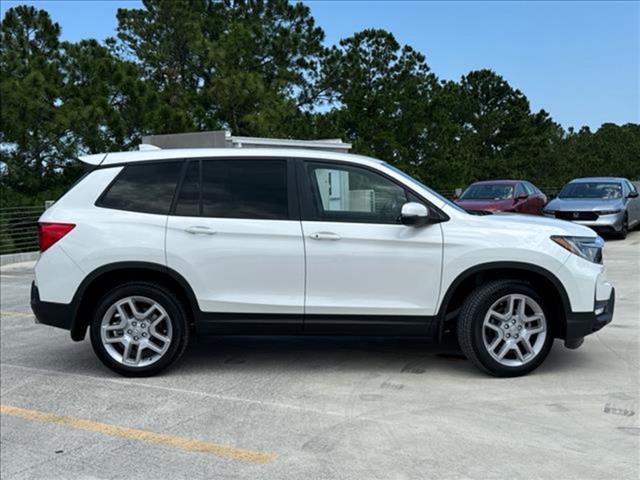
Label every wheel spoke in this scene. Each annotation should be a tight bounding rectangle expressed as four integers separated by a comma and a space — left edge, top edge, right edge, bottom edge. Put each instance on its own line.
485, 319, 503, 333
116, 305, 130, 322
104, 324, 124, 331
497, 342, 511, 359
104, 335, 124, 344
142, 304, 161, 321
127, 299, 143, 319
150, 330, 170, 343
526, 325, 545, 335
150, 313, 166, 328
488, 335, 502, 351
144, 341, 163, 354
134, 345, 143, 365
488, 309, 509, 322
519, 338, 533, 357
122, 340, 133, 363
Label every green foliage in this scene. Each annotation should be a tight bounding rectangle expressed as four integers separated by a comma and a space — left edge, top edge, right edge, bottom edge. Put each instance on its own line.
1, 1, 639, 208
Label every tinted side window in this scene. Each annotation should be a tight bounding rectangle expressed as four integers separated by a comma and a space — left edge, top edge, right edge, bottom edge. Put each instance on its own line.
522, 182, 535, 195
98, 161, 182, 214
515, 183, 526, 197
625, 180, 637, 194
305, 162, 408, 224
201, 160, 288, 220
175, 161, 200, 216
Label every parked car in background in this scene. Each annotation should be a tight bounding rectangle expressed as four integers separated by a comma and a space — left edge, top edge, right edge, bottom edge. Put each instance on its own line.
455, 180, 547, 214
543, 177, 640, 239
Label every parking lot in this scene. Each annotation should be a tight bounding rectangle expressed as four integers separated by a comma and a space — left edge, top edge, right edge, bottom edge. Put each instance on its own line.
0, 233, 638, 480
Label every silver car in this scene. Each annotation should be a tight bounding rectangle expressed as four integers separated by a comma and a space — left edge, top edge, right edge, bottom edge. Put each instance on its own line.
543, 177, 640, 239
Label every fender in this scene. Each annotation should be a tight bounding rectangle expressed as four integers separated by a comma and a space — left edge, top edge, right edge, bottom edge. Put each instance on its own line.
436, 261, 572, 341
69, 261, 199, 340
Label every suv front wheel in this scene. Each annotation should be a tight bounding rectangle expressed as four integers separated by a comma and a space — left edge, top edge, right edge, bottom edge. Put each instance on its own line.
457, 280, 553, 377
90, 282, 190, 377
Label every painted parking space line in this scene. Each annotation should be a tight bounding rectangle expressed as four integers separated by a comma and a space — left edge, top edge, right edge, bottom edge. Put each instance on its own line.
0, 405, 276, 464
0, 311, 32, 318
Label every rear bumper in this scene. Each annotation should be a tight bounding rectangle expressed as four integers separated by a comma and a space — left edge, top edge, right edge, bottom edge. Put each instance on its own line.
31, 281, 73, 331
564, 288, 615, 349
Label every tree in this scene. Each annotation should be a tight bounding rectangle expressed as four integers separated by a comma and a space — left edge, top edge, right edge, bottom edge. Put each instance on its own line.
436, 70, 563, 188
317, 29, 439, 178
61, 39, 160, 153
111, 0, 325, 136
1, 3, 639, 209
0, 6, 76, 205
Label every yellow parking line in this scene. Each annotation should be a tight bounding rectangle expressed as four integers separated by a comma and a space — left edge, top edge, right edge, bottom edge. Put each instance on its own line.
0, 405, 275, 464
0, 311, 32, 318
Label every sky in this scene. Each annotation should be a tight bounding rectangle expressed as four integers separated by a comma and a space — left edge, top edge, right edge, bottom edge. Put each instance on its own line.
2, 0, 638, 131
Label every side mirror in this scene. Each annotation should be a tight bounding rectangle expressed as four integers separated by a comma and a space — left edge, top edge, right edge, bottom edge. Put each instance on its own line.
400, 202, 430, 227
628, 191, 639, 198
516, 192, 528, 201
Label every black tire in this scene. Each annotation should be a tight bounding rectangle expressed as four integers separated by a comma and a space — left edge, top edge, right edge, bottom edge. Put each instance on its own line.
615, 214, 628, 240
457, 280, 554, 377
90, 282, 190, 377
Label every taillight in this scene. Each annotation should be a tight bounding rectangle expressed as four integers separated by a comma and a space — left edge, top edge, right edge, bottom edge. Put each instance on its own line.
38, 222, 76, 252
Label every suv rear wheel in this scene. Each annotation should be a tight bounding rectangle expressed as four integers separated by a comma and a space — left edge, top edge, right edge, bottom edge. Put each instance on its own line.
90, 282, 189, 377
457, 280, 553, 377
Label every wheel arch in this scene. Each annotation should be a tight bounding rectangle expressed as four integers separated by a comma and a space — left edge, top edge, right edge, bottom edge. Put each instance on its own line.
70, 262, 199, 341
437, 262, 571, 341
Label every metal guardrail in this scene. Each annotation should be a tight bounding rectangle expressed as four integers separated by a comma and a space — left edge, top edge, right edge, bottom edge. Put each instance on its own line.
0, 205, 45, 255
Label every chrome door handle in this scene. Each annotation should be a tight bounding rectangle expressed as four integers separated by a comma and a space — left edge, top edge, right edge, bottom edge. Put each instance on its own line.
309, 232, 341, 241
185, 226, 216, 236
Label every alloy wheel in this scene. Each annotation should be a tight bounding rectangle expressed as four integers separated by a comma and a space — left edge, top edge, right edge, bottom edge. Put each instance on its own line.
100, 296, 173, 367
482, 293, 547, 367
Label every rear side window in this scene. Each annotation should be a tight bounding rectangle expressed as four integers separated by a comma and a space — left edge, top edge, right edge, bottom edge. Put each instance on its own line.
173, 159, 289, 220
98, 161, 182, 214
522, 183, 535, 195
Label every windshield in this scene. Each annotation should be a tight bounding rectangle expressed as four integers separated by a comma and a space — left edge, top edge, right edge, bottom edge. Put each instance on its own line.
559, 182, 622, 199
460, 184, 514, 200
383, 163, 467, 213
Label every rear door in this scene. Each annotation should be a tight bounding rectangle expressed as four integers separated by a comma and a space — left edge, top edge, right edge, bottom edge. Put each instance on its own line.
166, 158, 305, 330
523, 182, 545, 214
514, 183, 531, 213
298, 160, 443, 332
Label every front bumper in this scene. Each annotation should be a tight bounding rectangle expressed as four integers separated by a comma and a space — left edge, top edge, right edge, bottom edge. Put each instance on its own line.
564, 288, 615, 349
543, 212, 625, 233
31, 281, 74, 331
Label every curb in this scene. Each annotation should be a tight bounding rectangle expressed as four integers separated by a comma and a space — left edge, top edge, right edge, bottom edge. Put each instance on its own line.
0, 251, 39, 267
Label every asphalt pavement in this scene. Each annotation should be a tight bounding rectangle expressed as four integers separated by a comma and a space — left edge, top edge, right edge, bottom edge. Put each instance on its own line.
1, 232, 638, 479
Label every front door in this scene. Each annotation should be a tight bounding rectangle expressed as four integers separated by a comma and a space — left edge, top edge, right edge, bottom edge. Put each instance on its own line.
298, 160, 443, 331
166, 158, 305, 331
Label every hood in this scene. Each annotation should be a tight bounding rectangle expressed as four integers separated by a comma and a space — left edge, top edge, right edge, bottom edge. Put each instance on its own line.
545, 197, 625, 212
455, 199, 514, 211
477, 212, 598, 238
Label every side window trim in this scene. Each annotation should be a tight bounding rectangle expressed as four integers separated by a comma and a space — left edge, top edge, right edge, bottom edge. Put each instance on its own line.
169, 160, 191, 215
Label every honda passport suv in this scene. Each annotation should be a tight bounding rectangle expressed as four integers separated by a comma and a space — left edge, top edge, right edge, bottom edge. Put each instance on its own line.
31, 148, 615, 377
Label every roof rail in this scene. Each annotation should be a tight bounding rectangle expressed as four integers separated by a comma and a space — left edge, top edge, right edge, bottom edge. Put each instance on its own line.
141, 130, 351, 153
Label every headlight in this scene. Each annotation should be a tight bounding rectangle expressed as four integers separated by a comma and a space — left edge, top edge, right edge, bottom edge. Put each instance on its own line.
551, 235, 604, 264
595, 209, 622, 215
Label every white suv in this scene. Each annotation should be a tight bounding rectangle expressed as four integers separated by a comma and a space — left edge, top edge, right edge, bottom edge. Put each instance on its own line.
31, 148, 615, 377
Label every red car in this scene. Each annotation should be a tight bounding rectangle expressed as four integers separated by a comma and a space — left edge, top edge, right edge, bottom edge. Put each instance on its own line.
455, 180, 547, 215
